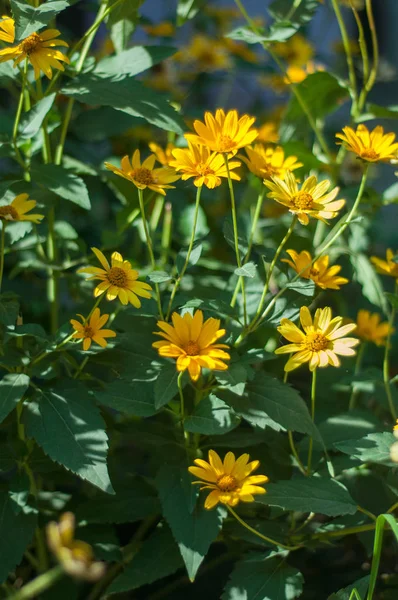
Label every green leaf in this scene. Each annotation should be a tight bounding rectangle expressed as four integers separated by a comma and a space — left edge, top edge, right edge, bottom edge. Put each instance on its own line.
9, 472, 34, 515
216, 362, 248, 395
235, 262, 257, 278
176, 241, 203, 274
0, 292, 19, 326
156, 465, 225, 581
107, 0, 144, 54
24, 387, 114, 494
257, 477, 357, 516
269, 0, 319, 27
62, 75, 185, 134
11, 0, 75, 40
359, 103, 398, 122
316, 411, 380, 450
223, 217, 249, 259
0, 373, 30, 425
154, 365, 181, 409
177, 0, 205, 25
334, 433, 396, 466
383, 182, 398, 205
5, 323, 47, 341
0, 491, 37, 583
328, 575, 370, 600
95, 379, 157, 417
385, 292, 398, 309
31, 164, 91, 210
148, 271, 172, 284
285, 278, 316, 296
227, 24, 297, 45
108, 525, 183, 594
95, 46, 177, 78
18, 94, 56, 141
184, 394, 240, 435
222, 552, 304, 600
350, 253, 389, 315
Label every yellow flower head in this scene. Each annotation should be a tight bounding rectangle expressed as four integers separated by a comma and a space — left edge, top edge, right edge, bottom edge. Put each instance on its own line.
275, 306, 359, 372
170, 141, 241, 189
371, 249, 398, 281
336, 125, 398, 163
0, 15, 15, 43
152, 309, 230, 381
0, 29, 69, 80
185, 109, 258, 156
176, 34, 232, 71
0, 193, 44, 224
188, 450, 269, 510
148, 142, 176, 166
46, 512, 105, 581
273, 34, 314, 67
239, 144, 302, 180
78, 247, 153, 307
144, 21, 175, 37
70, 308, 116, 351
282, 250, 349, 290
264, 171, 345, 225
105, 150, 180, 196
356, 309, 393, 346
257, 121, 279, 144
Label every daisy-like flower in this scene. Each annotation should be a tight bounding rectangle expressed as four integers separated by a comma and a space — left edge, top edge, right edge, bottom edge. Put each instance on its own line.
336, 125, 398, 163
264, 171, 345, 225
356, 310, 394, 346
275, 306, 359, 372
70, 308, 116, 351
175, 34, 232, 72
282, 250, 349, 290
144, 21, 175, 37
257, 121, 279, 144
188, 450, 269, 510
0, 193, 44, 224
152, 309, 230, 381
148, 142, 176, 166
170, 141, 241, 189
239, 144, 302, 181
0, 29, 69, 80
273, 34, 314, 67
0, 15, 14, 43
78, 247, 153, 307
371, 249, 398, 281
104, 150, 180, 196
185, 109, 258, 156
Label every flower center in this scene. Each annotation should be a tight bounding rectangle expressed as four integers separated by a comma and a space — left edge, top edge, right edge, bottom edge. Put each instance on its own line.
218, 135, 236, 153
196, 162, 213, 176
305, 332, 328, 352
0, 205, 18, 221
309, 268, 319, 278
217, 474, 238, 492
292, 192, 313, 210
107, 266, 128, 288
184, 340, 200, 356
360, 148, 379, 161
21, 32, 41, 55
131, 167, 155, 185
83, 325, 94, 339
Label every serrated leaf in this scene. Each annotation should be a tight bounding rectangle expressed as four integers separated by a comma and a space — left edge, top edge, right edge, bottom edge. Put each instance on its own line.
11, 0, 75, 39
334, 433, 396, 466
0, 373, 30, 425
148, 271, 172, 284
285, 278, 316, 296
95, 379, 157, 417
154, 364, 181, 409
184, 394, 240, 435
235, 261, 257, 278
216, 362, 248, 395
95, 46, 177, 78
31, 164, 90, 210
18, 94, 56, 140
24, 387, 114, 494
351, 253, 388, 314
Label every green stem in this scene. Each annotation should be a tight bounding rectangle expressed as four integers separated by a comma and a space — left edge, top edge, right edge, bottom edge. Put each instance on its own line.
73, 355, 90, 379
349, 342, 366, 410
288, 431, 307, 476
227, 506, 300, 551
366, 514, 398, 600
306, 368, 317, 476
178, 371, 185, 425
161, 201, 172, 267
12, 59, 28, 169
8, 566, 63, 600
0, 223, 6, 293
383, 281, 398, 421
150, 195, 165, 232
330, 0, 358, 113
357, 505, 377, 521
166, 186, 202, 320
46, 207, 58, 334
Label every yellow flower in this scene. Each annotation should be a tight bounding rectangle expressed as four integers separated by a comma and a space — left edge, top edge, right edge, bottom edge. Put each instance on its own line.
70, 308, 116, 351
371, 249, 398, 281
46, 512, 105, 581
275, 306, 359, 372
148, 142, 176, 166
336, 125, 398, 163
282, 250, 349, 290
0, 29, 69, 80
0, 193, 44, 224
355, 309, 393, 346
264, 171, 345, 225
104, 150, 180, 196
188, 450, 269, 510
239, 144, 302, 180
170, 141, 241, 188
175, 34, 232, 71
152, 309, 230, 381
78, 247, 153, 307
0, 15, 14, 43
185, 109, 258, 156
284, 61, 324, 84
224, 38, 258, 64
144, 21, 175, 37
273, 34, 314, 67
257, 121, 279, 144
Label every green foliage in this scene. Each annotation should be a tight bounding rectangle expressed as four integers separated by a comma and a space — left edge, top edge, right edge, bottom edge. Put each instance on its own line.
10, 0, 75, 39
30, 164, 91, 210
335, 433, 397, 466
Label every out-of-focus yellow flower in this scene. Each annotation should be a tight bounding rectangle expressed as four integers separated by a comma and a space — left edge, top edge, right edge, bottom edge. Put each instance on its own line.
175, 34, 232, 71
0, 28, 69, 79
153, 309, 230, 381
204, 6, 240, 28
47, 513, 105, 581
239, 144, 302, 180
224, 38, 258, 64
70, 308, 116, 351
186, 109, 258, 156
355, 310, 393, 346
188, 450, 268, 509
0, 194, 44, 224
0, 15, 14, 43
282, 250, 349, 290
273, 34, 314, 67
371, 249, 398, 281
275, 306, 359, 372
170, 141, 241, 188
145, 21, 175, 37
257, 121, 279, 144
148, 142, 176, 166
264, 171, 345, 225
336, 125, 398, 163
105, 150, 180, 196
78, 247, 153, 307
268, 62, 325, 92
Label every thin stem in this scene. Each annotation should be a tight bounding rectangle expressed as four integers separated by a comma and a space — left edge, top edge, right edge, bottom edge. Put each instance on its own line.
314, 523, 376, 540
161, 201, 172, 267
178, 371, 185, 425
227, 506, 300, 551
73, 355, 90, 379
307, 368, 317, 476
166, 186, 202, 320
288, 431, 307, 476
46, 207, 58, 334
383, 281, 398, 421
350, 0, 369, 86
364, 0, 379, 93
357, 505, 377, 521
387, 501, 398, 514
330, 0, 358, 112
12, 59, 28, 168
349, 342, 366, 410
0, 224, 5, 293
8, 566, 63, 600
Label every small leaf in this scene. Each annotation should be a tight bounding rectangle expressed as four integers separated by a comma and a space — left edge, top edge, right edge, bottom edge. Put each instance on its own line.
216, 363, 248, 395
328, 575, 370, 600
31, 164, 91, 210
177, 0, 205, 25
154, 365, 182, 409
18, 94, 56, 140
95, 46, 177, 78
95, 379, 157, 417
11, 0, 75, 39
148, 271, 172, 284
335, 433, 396, 466
176, 241, 203, 274
285, 278, 316, 296
234, 262, 257, 278
0, 293, 19, 326
184, 394, 240, 435
385, 292, 398, 309
0, 373, 30, 425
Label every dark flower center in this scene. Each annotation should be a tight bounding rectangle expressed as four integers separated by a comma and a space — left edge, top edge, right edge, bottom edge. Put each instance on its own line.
185, 340, 200, 356
305, 332, 328, 352
0, 205, 18, 220
107, 266, 128, 287
217, 474, 238, 492
132, 167, 155, 185
21, 33, 41, 55
292, 192, 313, 210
